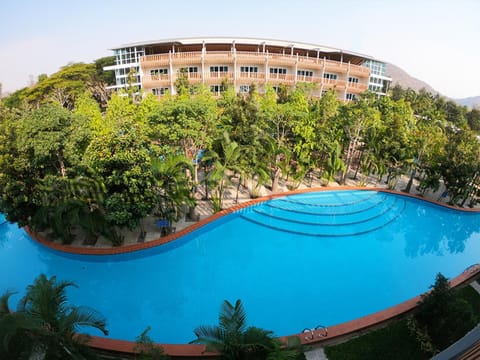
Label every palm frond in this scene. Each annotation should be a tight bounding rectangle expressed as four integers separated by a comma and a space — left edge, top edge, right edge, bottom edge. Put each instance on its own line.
65, 306, 108, 336
0, 290, 16, 315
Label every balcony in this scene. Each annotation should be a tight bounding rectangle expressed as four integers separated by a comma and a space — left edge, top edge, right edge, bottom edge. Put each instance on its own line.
141, 51, 370, 82
322, 79, 346, 91
140, 54, 170, 68
348, 64, 370, 77
324, 60, 349, 73
204, 51, 234, 64
235, 51, 267, 65
237, 71, 266, 81
204, 71, 234, 84
267, 73, 296, 85
267, 53, 296, 67
346, 82, 368, 93
142, 74, 170, 88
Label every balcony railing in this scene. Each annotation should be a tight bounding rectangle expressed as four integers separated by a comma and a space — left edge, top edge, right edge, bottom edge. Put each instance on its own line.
140, 51, 370, 80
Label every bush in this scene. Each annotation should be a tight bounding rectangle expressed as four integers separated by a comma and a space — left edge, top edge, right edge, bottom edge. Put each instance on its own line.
412, 273, 477, 353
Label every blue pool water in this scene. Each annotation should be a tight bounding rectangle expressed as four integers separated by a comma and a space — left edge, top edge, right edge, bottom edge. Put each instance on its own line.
1, 190, 480, 344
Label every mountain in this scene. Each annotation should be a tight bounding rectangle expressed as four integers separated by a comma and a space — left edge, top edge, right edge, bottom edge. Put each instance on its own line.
385, 63, 438, 95
385, 63, 479, 108
454, 96, 480, 109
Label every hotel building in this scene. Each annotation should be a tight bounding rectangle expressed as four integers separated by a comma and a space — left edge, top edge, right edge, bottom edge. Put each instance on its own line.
105, 37, 391, 101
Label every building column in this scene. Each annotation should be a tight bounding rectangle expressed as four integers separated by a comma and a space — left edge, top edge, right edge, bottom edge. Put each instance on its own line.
294, 53, 299, 88
169, 50, 175, 95
320, 56, 326, 97
201, 41, 205, 85
233, 47, 237, 89
344, 61, 351, 101
265, 50, 269, 84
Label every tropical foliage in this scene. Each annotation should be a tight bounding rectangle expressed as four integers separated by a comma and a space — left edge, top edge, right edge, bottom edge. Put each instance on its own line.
191, 299, 305, 360
1, 70, 480, 245
409, 273, 478, 355
0, 274, 108, 359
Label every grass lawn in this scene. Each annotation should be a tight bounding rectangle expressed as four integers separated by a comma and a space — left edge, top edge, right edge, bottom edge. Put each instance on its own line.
324, 283, 480, 360
324, 319, 428, 360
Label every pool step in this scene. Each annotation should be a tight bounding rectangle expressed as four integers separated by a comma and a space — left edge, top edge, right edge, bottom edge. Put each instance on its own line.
240, 191, 406, 237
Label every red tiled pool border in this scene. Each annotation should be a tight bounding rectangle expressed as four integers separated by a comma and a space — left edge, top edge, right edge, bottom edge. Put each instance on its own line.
24, 187, 480, 357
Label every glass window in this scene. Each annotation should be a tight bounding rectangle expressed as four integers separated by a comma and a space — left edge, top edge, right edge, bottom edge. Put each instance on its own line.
239, 85, 250, 93
270, 68, 287, 74
297, 70, 313, 77
152, 87, 169, 96
150, 68, 168, 76
323, 73, 337, 80
240, 66, 258, 73
210, 84, 225, 94
180, 67, 198, 73
210, 66, 229, 73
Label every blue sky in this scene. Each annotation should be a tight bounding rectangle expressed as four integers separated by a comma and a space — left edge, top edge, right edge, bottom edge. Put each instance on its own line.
1, 0, 479, 98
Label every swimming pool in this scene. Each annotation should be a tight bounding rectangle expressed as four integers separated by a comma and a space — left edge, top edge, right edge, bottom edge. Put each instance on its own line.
1, 189, 480, 345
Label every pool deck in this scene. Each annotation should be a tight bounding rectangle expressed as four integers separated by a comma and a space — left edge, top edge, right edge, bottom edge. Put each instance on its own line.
67, 172, 473, 249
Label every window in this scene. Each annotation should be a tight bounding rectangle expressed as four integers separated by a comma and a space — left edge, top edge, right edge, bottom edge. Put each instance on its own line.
346, 93, 357, 101
115, 46, 144, 65
180, 67, 198, 73
240, 66, 258, 73
348, 77, 359, 83
152, 87, 169, 96
210, 85, 225, 95
323, 73, 337, 80
269, 68, 287, 75
239, 85, 250, 93
297, 70, 313, 77
210, 66, 229, 73
150, 68, 168, 76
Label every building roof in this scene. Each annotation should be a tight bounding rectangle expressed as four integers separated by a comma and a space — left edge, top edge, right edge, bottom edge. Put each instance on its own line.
111, 36, 377, 61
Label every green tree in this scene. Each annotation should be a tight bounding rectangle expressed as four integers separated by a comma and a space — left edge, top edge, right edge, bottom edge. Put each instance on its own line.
0, 104, 92, 228
412, 273, 477, 354
84, 124, 156, 243
26, 63, 97, 109
467, 108, 480, 131
437, 128, 480, 205
339, 97, 380, 184
0, 275, 108, 360
192, 299, 304, 360
134, 327, 170, 360
148, 86, 217, 183
205, 131, 243, 211
151, 153, 195, 231
375, 97, 417, 187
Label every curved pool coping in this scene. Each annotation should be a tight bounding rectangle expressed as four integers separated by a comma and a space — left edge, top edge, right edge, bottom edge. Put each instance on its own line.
24, 187, 480, 357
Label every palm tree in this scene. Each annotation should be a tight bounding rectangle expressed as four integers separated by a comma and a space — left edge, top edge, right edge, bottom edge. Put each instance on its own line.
0, 274, 108, 360
191, 299, 305, 360
0, 290, 42, 359
152, 153, 196, 230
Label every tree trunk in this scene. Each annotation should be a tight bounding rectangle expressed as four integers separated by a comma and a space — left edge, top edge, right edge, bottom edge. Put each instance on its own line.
57, 152, 66, 177
271, 168, 281, 193
405, 168, 416, 193
353, 149, 364, 180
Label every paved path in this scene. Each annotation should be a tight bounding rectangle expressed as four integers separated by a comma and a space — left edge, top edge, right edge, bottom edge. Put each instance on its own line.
305, 347, 328, 360
81, 170, 465, 248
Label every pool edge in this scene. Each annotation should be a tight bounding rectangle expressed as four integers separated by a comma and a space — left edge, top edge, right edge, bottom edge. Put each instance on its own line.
23, 186, 480, 357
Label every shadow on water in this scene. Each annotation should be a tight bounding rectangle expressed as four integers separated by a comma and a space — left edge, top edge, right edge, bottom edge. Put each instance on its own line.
402, 204, 480, 258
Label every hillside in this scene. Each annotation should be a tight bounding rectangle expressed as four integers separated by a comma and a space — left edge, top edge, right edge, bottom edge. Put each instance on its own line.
385, 63, 438, 95
385, 63, 479, 108
455, 96, 480, 109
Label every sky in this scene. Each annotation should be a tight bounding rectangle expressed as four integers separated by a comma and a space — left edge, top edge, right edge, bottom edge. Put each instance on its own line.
0, 0, 479, 99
